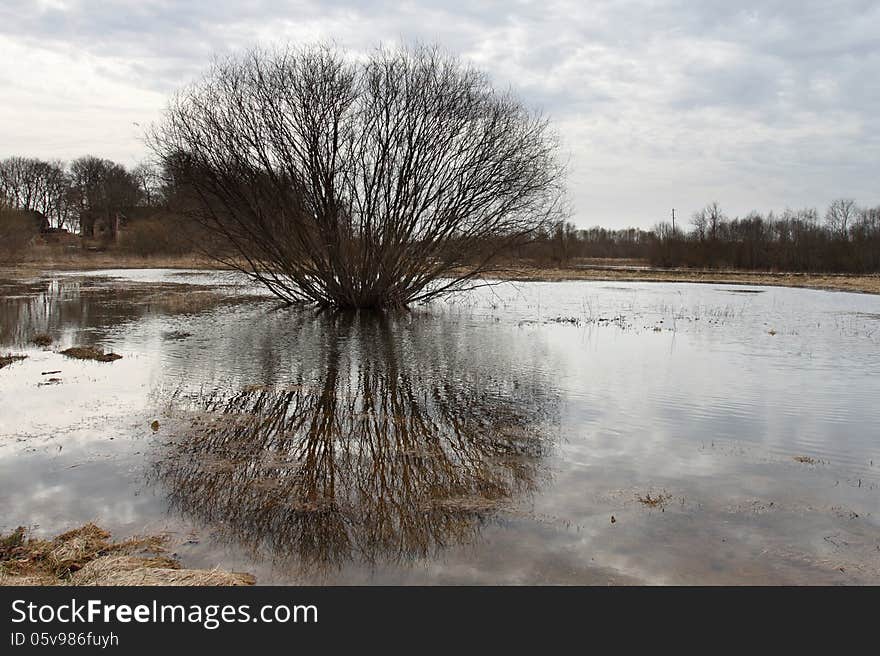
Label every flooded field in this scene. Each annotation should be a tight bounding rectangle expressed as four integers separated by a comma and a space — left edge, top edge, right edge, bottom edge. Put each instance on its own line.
2, 268, 879, 584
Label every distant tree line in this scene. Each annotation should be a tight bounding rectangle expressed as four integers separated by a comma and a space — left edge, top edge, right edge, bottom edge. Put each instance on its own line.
0, 155, 159, 235
526, 200, 880, 273
0, 154, 200, 260
2, 151, 878, 275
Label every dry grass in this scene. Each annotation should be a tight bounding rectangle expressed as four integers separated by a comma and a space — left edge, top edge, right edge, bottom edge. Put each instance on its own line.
60, 346, 122, 362
636, 492, 672, 508
466, 264, 880, 295
15, 247, 219, 271
0, 354, 27, 369
9, 252, 880, 295
0, 524, 255, 586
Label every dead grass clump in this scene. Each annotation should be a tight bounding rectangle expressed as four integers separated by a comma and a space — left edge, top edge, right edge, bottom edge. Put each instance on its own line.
72, 556, 254, 586
161, 330, 192, 341
0, 526, 27, 552
548, 316, 581, 325
60, 346, 122, 362
1, 523, 120, 580
0, 354, 27, 369
31, 333, 53, 347
0, 523, 255, 587
636, 491, 672, 508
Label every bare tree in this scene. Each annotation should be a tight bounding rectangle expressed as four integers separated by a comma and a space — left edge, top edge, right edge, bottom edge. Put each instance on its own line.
691, 209, 708, 241
857, 205, 880, 233
131, 161, 163, 206
0, 157, 41, 212
825, 198, 857, 238
70, 155, 143, 237
149, 44, 565, 308
705, 201, 724, 240
691, 202, 725, 241
0, 156, 73, 230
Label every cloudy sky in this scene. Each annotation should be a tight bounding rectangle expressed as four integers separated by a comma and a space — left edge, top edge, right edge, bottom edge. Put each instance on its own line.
1, 0, 877, 228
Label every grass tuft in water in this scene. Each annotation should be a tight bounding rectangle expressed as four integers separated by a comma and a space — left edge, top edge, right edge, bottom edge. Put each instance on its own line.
0, 354, 27, 369
31, 333, 53, 347
60, 346, 122, 362
637, 491, 672, 508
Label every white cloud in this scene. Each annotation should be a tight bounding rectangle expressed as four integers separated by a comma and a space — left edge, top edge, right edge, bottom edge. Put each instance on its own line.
1, 0, 877, 227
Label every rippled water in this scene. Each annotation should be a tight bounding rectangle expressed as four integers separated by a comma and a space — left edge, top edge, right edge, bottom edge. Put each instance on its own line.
1, 269, 879, 584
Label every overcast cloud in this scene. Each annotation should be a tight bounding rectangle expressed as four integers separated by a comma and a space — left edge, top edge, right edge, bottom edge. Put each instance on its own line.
1, 0, 877, 228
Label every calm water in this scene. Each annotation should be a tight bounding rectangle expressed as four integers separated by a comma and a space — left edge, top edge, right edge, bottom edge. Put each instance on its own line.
1, 269, 879, 584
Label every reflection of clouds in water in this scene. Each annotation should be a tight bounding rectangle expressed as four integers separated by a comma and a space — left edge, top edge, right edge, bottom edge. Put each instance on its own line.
0, 452, 161, 538
0, 273, 255, 349
155, 311, 560, 573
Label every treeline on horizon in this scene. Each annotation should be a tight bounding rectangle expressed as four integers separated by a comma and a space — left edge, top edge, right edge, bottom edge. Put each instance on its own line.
1, 153, 879, 274
0, 154, 191, 258
521, 199, 880, 273
535, 198, 880, 273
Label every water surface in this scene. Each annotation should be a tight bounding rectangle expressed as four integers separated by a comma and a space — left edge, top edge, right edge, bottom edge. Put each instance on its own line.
1, 269, 879, 584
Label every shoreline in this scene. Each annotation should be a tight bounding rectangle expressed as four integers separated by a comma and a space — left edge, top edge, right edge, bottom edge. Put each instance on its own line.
481, 265, 880, 295
5, 256, 880, 295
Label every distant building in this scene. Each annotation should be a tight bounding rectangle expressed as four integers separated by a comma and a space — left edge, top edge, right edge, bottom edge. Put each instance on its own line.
80, 210, 120, 240
80, 207, 158, 242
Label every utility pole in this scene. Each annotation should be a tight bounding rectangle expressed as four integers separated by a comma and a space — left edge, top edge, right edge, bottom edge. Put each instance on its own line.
672, 208, 676, 233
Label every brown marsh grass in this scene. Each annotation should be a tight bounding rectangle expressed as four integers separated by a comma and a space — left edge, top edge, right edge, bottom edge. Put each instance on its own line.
60, 346, 122, 362
0, 524, 254, 586
0, 354, 27, 369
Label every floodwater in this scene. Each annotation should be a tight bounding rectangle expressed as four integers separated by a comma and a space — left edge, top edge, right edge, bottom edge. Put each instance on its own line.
1, 269, 879, 584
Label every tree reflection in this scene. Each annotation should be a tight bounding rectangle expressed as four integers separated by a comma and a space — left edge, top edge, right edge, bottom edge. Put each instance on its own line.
0, 276, 241, 347
156, 311, 556, 572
